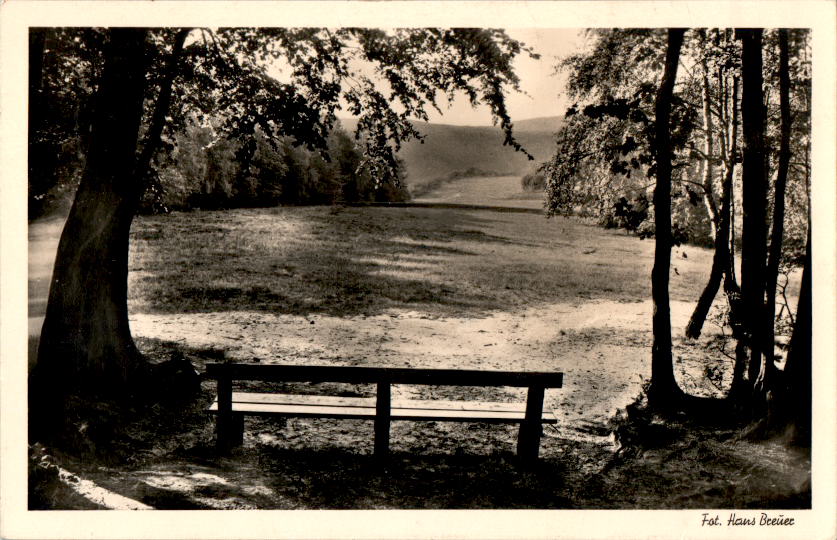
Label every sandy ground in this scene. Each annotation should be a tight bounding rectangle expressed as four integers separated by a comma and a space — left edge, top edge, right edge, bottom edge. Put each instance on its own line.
128, 299, 722, 441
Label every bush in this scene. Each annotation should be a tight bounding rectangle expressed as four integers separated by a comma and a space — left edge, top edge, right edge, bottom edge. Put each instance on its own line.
521, 170, 546, 191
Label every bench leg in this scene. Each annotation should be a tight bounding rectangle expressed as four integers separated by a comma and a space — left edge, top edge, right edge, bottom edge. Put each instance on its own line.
374, 382, 391, 457
517, 422, 542, 460
217, 413, 244, 452
517, 385, 545, 460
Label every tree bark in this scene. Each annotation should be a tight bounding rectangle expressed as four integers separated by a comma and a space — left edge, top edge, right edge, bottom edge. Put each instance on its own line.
759, 29, 792, 394
31, 29, 150, 439
736, 29, 769, 401
782, 232, 811, 446
649, 28, 686, 408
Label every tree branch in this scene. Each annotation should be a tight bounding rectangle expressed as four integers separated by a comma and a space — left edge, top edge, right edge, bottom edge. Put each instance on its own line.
134, 28, 191, 194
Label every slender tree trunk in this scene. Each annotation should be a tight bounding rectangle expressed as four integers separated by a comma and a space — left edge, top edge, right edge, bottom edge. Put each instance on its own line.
685, 68, 737, 339
700, 58, 719, 234
736, 29, 769, 403
649, 28, 686, 408
724, 76, 740, 297
717, 72, 752, 403
685, 164, 733, 339
758, 29, 792, 394
31, 29, 150, 440
135, 29, 190, 181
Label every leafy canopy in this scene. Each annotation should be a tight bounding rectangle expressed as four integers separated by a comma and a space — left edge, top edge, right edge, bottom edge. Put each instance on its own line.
167, 27, 538, 181
30, 27, 538, 216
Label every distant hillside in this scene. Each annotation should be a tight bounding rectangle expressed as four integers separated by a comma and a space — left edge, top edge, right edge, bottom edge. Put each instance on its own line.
511, 116, 564, 133
338, 117, 561, 189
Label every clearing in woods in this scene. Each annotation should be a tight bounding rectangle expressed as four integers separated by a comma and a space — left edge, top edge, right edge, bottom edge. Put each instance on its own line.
28, 176, 808, 509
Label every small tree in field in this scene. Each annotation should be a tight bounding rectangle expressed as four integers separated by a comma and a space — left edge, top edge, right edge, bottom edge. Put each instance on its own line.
30, 27, 536, 443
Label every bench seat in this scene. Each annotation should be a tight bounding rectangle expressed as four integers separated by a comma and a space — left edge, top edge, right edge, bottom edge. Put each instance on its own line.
206, 363, 563, 459
209, 393, 558, 424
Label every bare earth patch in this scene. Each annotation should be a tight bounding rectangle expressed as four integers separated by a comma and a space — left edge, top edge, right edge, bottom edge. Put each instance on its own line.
129, 299, 725, 436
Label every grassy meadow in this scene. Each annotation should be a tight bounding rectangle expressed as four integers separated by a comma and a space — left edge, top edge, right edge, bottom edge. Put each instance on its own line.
128, 205, 714, 319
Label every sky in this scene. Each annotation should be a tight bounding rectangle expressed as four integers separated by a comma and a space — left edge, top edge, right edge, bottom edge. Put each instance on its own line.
254, 28, 589, 128
420, 28, 587, 126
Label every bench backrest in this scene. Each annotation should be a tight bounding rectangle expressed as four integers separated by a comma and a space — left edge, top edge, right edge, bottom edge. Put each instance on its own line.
205, 363, 563, 388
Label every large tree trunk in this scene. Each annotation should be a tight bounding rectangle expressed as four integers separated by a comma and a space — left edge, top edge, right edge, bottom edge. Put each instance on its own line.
759, 29, 792, 394
736, 29, 769, 404
782, 232, 811, 446
649, 28, 686, 408
30, 29, 150, 440
28, 29, 49, 213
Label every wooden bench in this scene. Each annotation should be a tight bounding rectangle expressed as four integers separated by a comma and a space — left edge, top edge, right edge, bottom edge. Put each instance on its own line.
205, 363, 563, 459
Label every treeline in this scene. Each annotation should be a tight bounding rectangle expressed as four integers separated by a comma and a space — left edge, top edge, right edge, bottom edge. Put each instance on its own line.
144, 121, 409, 213
543, 29, 810, 260
27, 30, 414, 221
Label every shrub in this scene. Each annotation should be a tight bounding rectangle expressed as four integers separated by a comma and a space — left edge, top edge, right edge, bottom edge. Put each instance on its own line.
521, 170, 546, 191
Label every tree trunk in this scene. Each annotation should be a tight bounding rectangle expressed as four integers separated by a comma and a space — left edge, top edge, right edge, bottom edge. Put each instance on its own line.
649, 28, 686, 408
135, 29, 190, 181
700, 57, 719, 234
759, 29, 792, 395
28, 29, 48, 212
30, 29, 149, 439
782, 232, 811, 446
685, 69, 738, 340
685, 162, 733, 339
721, 75, 752, 403
736, 29, 769, 403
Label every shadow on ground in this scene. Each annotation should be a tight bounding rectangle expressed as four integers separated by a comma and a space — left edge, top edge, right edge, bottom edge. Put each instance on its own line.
107, 448, 575, 510
128, 206, 660, 318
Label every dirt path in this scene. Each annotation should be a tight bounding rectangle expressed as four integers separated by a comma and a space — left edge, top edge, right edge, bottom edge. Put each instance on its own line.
28, 214, 65, 337
129, 298, 723, 440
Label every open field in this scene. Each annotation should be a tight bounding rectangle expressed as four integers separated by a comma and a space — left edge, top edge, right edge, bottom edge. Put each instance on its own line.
413, 175, 546, 209
28, 177, 808, 509
128, 205, 714, 316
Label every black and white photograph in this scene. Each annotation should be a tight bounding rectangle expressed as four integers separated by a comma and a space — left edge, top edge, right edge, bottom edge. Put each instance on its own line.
1, 1, 835, 539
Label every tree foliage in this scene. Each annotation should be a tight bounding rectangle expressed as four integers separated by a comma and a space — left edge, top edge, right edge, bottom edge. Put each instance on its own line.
30, 27, 537, 217
143, 120, 407, 212
543, 29, 702, 243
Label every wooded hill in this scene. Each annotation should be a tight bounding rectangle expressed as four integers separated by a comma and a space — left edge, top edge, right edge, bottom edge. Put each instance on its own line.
340, 116, 561, 189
